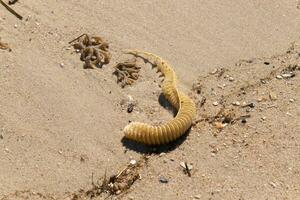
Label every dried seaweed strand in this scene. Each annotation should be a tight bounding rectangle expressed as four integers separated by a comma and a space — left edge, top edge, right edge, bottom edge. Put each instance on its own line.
0, 0, 22, 20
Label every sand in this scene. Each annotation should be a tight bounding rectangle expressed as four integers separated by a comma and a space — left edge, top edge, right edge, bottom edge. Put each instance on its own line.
0, 0, 299, 199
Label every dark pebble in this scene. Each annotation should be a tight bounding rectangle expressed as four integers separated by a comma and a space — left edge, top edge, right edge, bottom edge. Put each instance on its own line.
127, 104, 134, 113
241, 118, 247, 123
159, 177, 168, 183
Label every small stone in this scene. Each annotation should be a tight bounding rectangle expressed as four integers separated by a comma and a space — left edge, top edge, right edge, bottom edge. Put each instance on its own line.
261, 116, 266, 121
269, 92, 277, 100
4, 147, 9, 153
286, 112, 292, 116
159, 152, 166, 157
269, 182, 276, 188
60, 63, 64, 68
232, 101, 240, 106
276, 75, 283, 79
281, 73, 294, 78
66, 47, 71, 50
229, 77, 234, 82
289, 98, 295, 103
260, 79, 267, 84
212, 101, 219, 106
129, 159, 137, 165
214, 122, 227, 129
127, 103, 134, 113
241, 118, 247, 123
248, 103, 255, 108
14, 24, 18, 28
210, 69, 218, 74
159, 176, 168, 183
115, 190, 121, 195
257, 97, 263, 102
194, 195, 201, 199
58, 150, 63, 154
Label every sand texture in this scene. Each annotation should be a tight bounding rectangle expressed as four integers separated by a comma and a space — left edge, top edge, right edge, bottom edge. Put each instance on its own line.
0, 1, 300, 199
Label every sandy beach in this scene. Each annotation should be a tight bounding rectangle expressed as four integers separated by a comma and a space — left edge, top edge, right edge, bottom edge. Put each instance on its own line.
0, 1, 299, 199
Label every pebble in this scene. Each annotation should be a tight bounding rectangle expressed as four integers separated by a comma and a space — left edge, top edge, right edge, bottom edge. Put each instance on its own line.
261, 116, 266, 121
194, 195, 201, 199
232, 101, 240, 106
115, 190, 121, 195
159, 176, 168, 183
269, 182, 276, 188
159, 152, 166, 157
217, 83, 226, 89
281, 73, 293, 78
60, 63, 64, 68
129, 159, 137, 165
229, 77, 234, 82
214, 122, 226, 129
212, 101, 219, 106
4, 147, 9, 153
289, 98, 295, 103
210, 69, 218, 74
260, 79, 267, 84
269, 92, 277, 100
14, 24, 18, 28
276, 75, 283, 79
127, 103, 134, 113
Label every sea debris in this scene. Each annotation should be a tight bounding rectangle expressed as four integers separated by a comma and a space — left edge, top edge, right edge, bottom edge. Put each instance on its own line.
69, 33, 111, 68
0, 0, 22, 20
122, 50, 196, 145
69, 156, 147, 199
8, 0, 18, 5
113, 59, 141, 87
180, 162, 193, 177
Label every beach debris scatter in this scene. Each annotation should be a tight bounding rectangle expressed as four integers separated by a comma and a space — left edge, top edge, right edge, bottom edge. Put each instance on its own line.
69, 33, 111, 69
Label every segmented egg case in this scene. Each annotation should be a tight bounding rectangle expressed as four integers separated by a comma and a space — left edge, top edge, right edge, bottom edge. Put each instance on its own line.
123, 50, 196, 145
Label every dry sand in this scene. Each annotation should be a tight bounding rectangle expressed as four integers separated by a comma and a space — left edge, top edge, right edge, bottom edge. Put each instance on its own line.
0, 0, 299, 199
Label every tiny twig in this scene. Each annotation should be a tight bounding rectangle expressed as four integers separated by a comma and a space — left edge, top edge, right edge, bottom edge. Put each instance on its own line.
0, 0, 23, 20
184, 162, 192, 177
68, 33, 87, 44
9, 0, 18, 5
